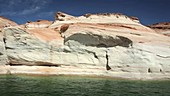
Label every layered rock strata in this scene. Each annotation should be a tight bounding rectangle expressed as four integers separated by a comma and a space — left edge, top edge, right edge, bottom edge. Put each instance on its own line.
0, 12, 170, 80
149, 22, 170, 37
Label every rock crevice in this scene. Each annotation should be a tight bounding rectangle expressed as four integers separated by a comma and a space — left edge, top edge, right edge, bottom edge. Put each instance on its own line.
106, 51, 111, 70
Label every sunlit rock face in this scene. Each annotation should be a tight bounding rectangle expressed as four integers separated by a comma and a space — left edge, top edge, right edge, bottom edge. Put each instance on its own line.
24, 20, 52, 28
0, 12, 170, 79
0, 32, 8, 65
50, 12, 142, 28
0, 16, 17, 65
0, 16, 18, 31
149, 22, 170, 37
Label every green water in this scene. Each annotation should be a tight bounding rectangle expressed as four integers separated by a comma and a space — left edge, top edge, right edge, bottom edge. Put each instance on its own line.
0, 75, 169, 96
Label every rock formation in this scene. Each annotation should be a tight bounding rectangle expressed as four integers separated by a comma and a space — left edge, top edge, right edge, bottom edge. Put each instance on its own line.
0, 12, 170, 80
60, 24, 69, 33
149, 22, 170, 36
0, 16, 18, 66
25, 20, 52, 28
0, 16, 18, 30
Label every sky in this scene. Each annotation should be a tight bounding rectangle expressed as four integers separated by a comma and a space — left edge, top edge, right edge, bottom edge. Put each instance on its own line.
0, 0, 169, 25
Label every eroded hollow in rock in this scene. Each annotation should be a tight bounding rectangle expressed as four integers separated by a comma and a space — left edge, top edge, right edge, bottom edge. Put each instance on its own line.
116, 36, 133, 47
64, 33, 133, 48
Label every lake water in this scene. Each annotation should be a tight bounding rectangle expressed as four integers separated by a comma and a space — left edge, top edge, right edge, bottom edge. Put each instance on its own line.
0, 75, 169, 96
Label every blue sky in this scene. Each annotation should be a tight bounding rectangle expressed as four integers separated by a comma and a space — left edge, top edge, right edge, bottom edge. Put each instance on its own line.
0, 0, 169, 25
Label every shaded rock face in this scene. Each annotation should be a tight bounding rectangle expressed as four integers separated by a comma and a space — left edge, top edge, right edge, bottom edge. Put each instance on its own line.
0, 12, 170, 79
64, 33, 132, 48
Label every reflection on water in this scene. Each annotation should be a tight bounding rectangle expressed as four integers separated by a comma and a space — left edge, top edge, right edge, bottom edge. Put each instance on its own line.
0, 75, 169, 96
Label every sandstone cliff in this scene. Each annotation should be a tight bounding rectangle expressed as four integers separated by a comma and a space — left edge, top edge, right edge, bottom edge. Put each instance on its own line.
0, 12, 170, 80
